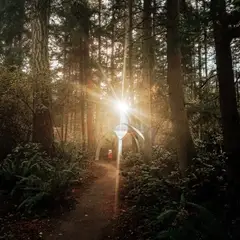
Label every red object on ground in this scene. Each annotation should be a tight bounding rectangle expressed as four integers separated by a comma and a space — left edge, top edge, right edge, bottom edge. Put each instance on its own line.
108, 150, 112, 160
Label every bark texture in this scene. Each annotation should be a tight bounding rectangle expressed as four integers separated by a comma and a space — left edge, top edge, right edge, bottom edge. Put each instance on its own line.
167, 0, 195, 172
31, 0, 53, 153
142, 0, 153, 161
211, 0, 240, 160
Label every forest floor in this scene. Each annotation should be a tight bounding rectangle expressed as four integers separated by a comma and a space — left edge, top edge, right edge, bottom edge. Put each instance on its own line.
45, 161, 117, 240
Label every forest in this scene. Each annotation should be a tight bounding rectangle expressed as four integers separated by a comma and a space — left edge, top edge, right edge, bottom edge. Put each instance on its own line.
1, 0, 240, 239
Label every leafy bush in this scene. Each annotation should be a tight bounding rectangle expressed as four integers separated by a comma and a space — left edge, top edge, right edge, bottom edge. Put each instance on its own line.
156, 195, 225, 240
54, 141, 88, 165
0, 68, 32, 161
116, 144, 229, 240
0, 143, 87, 212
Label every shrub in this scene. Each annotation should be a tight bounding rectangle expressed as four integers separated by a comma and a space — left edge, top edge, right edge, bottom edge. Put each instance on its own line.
117, 144, 229, 240
54, 141, 88, 165
0, 143, 87, 212
0, 68, 32, 161
156, 195, 225, 240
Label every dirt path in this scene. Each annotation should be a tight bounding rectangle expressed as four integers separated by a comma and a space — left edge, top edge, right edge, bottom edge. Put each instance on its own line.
46, 161, 117, 240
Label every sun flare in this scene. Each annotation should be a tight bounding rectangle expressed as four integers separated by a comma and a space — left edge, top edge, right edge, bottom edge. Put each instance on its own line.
115, 101, 129, 113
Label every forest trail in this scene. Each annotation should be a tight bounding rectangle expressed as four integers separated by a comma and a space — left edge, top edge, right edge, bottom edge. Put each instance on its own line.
46, 161, 117, 240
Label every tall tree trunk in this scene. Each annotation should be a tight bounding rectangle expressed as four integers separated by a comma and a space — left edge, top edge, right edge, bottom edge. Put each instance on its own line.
128, 0, 133, 100
211, 0, 240, 185
122, 2, 128, 97
84, 16, 94, 150
203, 0, 208, 81
142, 0, 153, 161
61, 33, 68, 145
95, 0, 102, 145
196, 0, 203, 138
167, 0, 195, 173
79, 38, 86, 149
31, 0, 53, 154
235, 71, 239, 105
111, 4, 115, 84
64, 64, 71, 143
127, 0, 137, 150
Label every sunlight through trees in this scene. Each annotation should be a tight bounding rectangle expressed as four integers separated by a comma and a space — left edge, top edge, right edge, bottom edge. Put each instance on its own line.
2, 0, 240, 238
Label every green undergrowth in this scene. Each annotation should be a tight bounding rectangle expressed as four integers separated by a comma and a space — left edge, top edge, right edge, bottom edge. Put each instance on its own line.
0, 142, 91, 214
113, 143, 231, 240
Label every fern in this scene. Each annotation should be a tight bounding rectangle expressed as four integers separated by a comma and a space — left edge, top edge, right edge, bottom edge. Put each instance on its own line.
155, 201, 222, 240
0, 143, 87, 211
185, 201, 216, 222
156, 228, 179, 240
157, 209, 178, 223
18, 192, 48, 210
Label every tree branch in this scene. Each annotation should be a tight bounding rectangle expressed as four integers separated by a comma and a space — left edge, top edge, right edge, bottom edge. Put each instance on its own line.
199, 73, 217, 89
